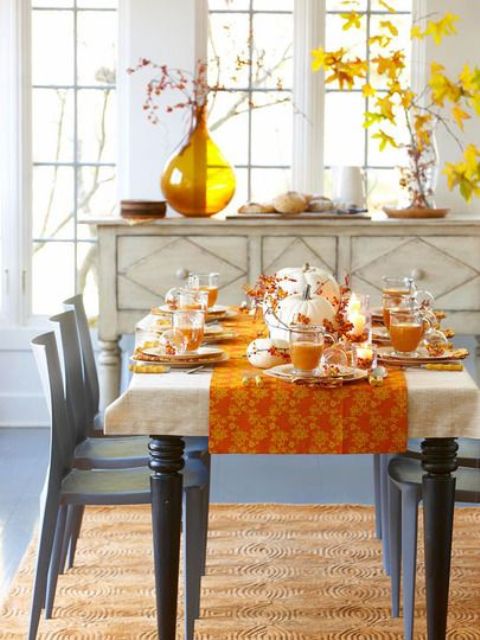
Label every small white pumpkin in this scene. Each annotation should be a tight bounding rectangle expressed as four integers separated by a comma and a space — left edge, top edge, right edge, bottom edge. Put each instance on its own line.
247, 337, 290, 369
276, 263, 340, 310
277, 284, 336, 328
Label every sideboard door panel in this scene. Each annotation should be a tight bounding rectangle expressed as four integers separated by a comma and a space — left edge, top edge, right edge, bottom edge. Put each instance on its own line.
350, 235, 480, 309
262, 236, 338, 276
117, 235, 248, 311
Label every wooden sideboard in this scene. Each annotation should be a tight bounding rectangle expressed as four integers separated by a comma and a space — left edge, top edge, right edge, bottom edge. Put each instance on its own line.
92, 215, 480, 408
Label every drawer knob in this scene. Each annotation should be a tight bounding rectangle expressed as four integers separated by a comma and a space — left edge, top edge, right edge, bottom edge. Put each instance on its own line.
176, 267, 190, 281
411, 268, 425, 281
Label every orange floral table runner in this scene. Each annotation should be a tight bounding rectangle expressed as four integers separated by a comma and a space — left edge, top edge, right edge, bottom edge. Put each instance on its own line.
209, 313, 408, 454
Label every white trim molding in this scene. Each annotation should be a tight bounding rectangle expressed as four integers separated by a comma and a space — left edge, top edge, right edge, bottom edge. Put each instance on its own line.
292, 0, 325, 195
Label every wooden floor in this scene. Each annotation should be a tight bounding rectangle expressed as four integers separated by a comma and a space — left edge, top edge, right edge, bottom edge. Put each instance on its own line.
1, 503, 480, 638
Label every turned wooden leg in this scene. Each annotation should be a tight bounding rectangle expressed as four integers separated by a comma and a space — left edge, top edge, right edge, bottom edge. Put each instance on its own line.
149, 436, 185, 640
98, 338, 121, 409
421, 437, 458, 640
475, 336, 480, 385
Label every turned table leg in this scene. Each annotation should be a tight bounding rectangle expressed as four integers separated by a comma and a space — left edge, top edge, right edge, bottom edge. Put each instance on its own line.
421, 437, 458, 640
98, 338, 121, 409
149, 436, 185, 640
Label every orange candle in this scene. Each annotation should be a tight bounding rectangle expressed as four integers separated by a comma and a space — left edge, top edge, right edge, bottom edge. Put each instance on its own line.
390, 322, 423, 354
290, 341, 323, 372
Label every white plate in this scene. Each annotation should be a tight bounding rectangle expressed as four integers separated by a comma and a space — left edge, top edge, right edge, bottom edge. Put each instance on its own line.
131, 351, 229, 368
372, 326, 390, 342
141, 345, 224, 360
264, 364, 368, 384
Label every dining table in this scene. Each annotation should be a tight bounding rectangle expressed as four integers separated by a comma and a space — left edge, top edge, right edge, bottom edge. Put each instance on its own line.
104, 311, 480, 640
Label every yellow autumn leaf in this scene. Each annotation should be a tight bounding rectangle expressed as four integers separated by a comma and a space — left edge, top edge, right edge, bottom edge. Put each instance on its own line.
429, 68, 461, 106
380, 20, 398, 36
362, 83, 376, 98
372, 129, 399, 151
400, 88, 414, 108
459, 64, 480, 93
364, 111, 383, 128
425, 12, 459, 46
452, 104, 470, 130
377, 0, 396, 13
311, 47, 327, 71
410, 25, 424, 40
464, 144, 480, 177
368, 34, 392, 48
443, 146, 480, 202
470, 93, 480, 116
341, 11, 362, 30
431, 61, 445, 75
376, 95, 396, 122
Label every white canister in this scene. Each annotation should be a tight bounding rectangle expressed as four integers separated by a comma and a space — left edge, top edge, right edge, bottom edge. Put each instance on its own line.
331, 166, 366, 210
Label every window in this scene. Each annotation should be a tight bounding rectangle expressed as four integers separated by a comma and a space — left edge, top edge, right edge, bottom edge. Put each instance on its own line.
31, 0, 118, 318
206, 0, 413, 210
207, 0, 295, 211
324, 0, 413, 210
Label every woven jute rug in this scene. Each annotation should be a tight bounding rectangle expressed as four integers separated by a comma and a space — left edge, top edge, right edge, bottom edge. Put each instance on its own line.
1, 504, 480, 639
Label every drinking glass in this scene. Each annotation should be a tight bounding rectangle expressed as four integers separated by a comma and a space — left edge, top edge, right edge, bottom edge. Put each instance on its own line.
289, 326, 333, 376
382, 276, 416, 297
165, 287, 208, 311
352, 343, 378, 371
172, 310, 205, 352
389, 308, 424, 357
187, 272, 219, 308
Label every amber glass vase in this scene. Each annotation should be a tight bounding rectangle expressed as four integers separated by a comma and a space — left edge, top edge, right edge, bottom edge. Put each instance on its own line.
160, 105, 236, 217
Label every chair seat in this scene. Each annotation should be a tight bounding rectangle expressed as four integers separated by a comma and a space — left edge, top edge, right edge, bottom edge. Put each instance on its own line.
389, 457, 480, 502
61, 459, 208, 506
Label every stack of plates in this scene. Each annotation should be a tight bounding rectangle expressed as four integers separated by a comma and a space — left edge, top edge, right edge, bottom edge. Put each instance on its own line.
151, 304, 235, 322
132, 345, 228, 368
264, 364, 368, 385
378, 346, 468, 366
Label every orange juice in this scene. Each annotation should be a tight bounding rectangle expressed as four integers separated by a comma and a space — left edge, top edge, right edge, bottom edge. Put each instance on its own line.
383, 287, 410, 298
180, 302, 203, 311
200, 286, 218, 308
290, 341, 323, 371
383, 307, 391, 329
177, 326, 204, 351
390, 322, 423, 354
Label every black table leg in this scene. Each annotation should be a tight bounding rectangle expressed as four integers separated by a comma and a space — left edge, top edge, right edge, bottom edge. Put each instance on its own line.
421, 437, 458, 640
149, 435, 185, 640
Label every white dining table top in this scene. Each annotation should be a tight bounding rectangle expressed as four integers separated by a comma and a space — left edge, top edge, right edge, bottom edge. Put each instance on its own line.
104, 315, 480, 442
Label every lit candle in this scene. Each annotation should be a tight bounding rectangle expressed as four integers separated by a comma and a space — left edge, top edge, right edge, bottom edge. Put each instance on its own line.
354, 343, 377, 370
347, 293, 367, 337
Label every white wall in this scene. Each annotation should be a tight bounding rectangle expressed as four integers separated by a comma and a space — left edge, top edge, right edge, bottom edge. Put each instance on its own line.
424, 0, 480, 214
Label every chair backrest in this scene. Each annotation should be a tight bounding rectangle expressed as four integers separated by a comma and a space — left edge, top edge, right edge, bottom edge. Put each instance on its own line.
31, 332, 75, 484
63, 294, 99, 420
50, 310, 89, 445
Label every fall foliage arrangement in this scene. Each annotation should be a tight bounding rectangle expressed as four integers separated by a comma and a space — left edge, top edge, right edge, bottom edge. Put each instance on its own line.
311, 3, 480, 207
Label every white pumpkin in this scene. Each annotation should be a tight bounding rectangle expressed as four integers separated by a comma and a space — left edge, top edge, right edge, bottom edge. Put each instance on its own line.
277, 285, 336, 329
247, 338, 290, 369
276, 263, 340, 310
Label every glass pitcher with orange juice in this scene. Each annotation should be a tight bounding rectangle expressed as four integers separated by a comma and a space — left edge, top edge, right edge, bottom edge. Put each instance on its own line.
187, 272, 219, 308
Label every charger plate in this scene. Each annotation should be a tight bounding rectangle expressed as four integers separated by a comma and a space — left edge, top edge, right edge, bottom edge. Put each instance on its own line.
131, 346, 228, 368
378, 345, 468, 366
264, 364, 368, 385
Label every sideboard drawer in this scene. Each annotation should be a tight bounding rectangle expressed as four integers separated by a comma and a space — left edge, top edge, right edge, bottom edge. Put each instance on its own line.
350, 235, 480, 310
262, 235, 338, 276
116, 234, 248, 309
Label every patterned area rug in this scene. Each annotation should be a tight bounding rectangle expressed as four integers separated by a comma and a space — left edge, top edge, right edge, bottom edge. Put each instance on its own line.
1, 504, 480, 639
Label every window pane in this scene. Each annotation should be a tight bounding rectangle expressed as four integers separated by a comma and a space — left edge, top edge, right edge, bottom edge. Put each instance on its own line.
325, 13, 367, 62
325, 92, 366, 166
32, 89, 74, 162
369, 14, 412, 89
77, 166, 117, 221
77, 0, 117, 7
77, 10, 117, 86
327, 0, 367, 11
252, 14, 293, 90
208, 14, 251, 88
371, 0, 412, 11
225, 168, 248, 215
77, 242, 99, 319
77, 89, 116, 162
209, 93, 249, 166
32, 242, 75, 314
250, 168, 291, 202
32, 1, 73, 6
254, 0, 293, 12
32, 10, 73, 84
33, 166, 74, 239
250, 92, 292, 166
209, 0, 249, 9
367, 168, 403, 211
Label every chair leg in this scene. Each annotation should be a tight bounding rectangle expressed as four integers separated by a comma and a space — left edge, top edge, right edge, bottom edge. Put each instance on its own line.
388, 478, 402, 617
28, 490, 60, 640
401, 486, 421, 640
183, 486, 204, 640
200, 454, 211, 576
380, 454, 393, 575
66, 505, 85, 570
58, 505, 74, 575
45, 504, 68, 619
373, 454, 382, 539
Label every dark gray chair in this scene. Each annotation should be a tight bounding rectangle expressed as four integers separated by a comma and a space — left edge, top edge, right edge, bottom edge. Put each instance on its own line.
388, 455, 480, 640
29, 331, 207, 640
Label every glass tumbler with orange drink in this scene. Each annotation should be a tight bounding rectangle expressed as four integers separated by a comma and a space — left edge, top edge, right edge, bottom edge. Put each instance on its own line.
289, 325, 334, 376
172, 310, 205, 353
389, 308, 424, 357
188, 272, 219, 308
